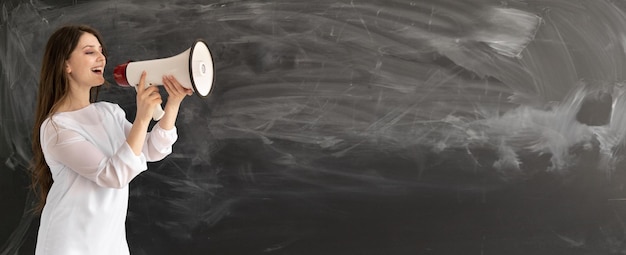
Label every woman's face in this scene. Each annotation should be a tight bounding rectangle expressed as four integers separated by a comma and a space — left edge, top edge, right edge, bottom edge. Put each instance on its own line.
65, 32, 106, 88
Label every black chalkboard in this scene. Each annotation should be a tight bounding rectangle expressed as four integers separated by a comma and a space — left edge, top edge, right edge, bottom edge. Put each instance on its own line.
4, 0, 626, 254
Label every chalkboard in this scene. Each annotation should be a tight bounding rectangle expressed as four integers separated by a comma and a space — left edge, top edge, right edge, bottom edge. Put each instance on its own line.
3, 0, 626, 254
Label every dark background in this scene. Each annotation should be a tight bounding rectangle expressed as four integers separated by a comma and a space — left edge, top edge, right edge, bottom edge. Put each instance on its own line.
4, 0, 626, 254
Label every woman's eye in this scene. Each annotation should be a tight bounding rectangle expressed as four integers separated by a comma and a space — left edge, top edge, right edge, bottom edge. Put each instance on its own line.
86, 52, 94, 54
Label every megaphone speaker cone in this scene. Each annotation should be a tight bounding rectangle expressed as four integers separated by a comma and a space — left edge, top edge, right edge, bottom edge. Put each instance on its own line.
189, 40, 214, 97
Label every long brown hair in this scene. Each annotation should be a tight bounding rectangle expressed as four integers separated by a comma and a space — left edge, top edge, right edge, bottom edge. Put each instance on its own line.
31, 24, 108, 214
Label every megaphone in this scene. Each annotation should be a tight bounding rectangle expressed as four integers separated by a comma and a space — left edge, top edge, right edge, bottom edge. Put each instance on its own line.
113, 39, 214, 121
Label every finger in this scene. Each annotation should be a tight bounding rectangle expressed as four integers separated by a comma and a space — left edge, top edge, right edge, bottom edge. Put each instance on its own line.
167, 76, 194, 96
150, 94, 162, 102
161, 76, 173, 91
164, 77, 187, 98
141, 86, 158, 99
137, 71, 147, 93
169, 75, 190, 93
148, 92, 162, 104
165, 75, 185, 94
166, 79, 192, 96
162, 76, 175, 93
145, 85, 160, 94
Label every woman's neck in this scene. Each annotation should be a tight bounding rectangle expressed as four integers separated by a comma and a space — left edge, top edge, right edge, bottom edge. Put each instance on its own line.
57, 87, 92, 112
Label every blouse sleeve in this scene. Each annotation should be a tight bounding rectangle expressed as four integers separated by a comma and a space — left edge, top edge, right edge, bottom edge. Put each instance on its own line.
116, 105, 178, 162
41, 121, 147, 189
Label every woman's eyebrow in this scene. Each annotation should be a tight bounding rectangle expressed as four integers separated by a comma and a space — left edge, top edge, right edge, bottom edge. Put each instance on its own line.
81, 45, 101, 49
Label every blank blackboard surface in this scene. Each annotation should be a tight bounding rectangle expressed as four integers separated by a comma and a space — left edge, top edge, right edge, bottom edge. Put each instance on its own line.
3, 0, 626, 254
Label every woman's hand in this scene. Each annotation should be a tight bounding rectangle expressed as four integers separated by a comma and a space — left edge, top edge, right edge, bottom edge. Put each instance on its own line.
158, 75, 193, 130
135, 71, 162, 124
162, 75, 193, 106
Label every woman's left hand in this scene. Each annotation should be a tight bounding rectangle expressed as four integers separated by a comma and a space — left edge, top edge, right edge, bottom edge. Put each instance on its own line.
162, 75, 193, 105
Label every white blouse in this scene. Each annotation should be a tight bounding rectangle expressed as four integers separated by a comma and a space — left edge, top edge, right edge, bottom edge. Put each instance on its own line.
35, 101, 177, 255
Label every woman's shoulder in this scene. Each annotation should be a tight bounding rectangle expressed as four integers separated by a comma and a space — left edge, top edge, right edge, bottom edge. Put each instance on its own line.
94, 101, 128, 117
43, 102, 124, 130
93, 101, 122, 111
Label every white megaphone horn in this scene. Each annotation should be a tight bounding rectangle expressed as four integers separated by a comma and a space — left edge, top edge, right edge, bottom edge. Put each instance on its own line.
113, 39, 215, 121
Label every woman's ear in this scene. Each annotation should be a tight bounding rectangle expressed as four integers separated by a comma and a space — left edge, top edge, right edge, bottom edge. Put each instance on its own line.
65, 62, 71, 74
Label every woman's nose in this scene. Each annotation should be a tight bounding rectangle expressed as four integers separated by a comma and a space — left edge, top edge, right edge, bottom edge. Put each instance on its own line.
97, 51, 106, 60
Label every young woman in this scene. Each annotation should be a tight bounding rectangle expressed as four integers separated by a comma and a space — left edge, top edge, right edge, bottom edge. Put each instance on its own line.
30, 24, 192, 255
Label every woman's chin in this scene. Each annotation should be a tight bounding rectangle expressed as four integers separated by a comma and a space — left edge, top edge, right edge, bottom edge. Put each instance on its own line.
93, 77, 105, 86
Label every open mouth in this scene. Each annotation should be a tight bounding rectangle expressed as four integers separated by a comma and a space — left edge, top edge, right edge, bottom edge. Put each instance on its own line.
91, 67, 103, 74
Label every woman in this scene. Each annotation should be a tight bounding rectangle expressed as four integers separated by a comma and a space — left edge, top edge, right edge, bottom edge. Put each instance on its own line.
30, 24, 192, 254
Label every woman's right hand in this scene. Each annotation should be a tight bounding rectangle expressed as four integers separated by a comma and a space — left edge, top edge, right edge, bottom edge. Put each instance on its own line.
134, 71, 162, 124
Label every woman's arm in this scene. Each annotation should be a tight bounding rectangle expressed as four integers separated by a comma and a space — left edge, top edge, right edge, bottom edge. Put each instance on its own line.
42, 122, 147, 189
127, 71, 162, 156
121, 73, 189, 162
